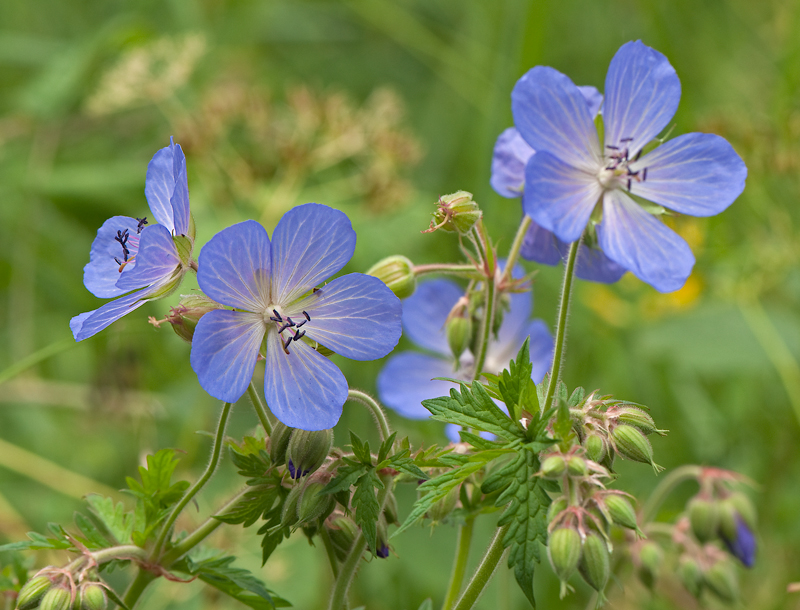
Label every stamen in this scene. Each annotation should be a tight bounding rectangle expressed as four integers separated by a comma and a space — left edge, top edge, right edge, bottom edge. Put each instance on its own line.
277, 322, 293, 333
114, 257, 122, 266
136, 217, 148, 233
606, 145, 619, 150
634, 149, 643, 162
282, 335, 293, 354
272, 309, 283, 322
295, 320, 307, 329
293, 330, 306, 341
642, 168, 648, 181
620, 137, 633, 142
627, 178, 632, 190
302, 311, 311, 321
286, 317, 296, 327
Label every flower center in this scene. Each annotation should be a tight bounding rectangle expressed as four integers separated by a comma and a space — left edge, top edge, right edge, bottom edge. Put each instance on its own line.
597, 138, 649, 193
268, 308, 312, 355
111, 218, 148, 272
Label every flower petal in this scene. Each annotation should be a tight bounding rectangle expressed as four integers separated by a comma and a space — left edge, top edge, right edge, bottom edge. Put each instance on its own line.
577, 86, 604, 118
495, 290, 533, 346
270, 203, 356, 304
145, 138, 189, 234
523, 150, 603, 242
83, 216, 143, 298
520, 219, 563, 266
197, 220, 271, 311
264, 329, 348, 430
190, 310, 265, 403
490, 128, 535, 198
400, 279, 463, 356
603, 41, 681, 155
70, 287, 151, 342
487, 318, 553, 383
572, 243, 628, 284
511, 66, 601, 171
377, 352, 461, 420
115, 224, 180, 291
290, 273, 402, 361
632, 132, 747, 216
597, 190, 695, 293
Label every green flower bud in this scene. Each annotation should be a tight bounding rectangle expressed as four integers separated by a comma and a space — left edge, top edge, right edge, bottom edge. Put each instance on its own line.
16, 575, 52, 610
585, 433, 607, 463
366, 255, 416, 300
678, 556, 704, 598
604, 494, 641, 533
688, 496, 720, 543
566, 455, 588, 477
374, 518, 390, 559
297, 480, 336, 526
719, 492, 756, 540
610, 406, 667, 436
446, 314, 473, 361
383, 492, 400, 526
281, 484, 303, 527
79, 584, 108, 610
269, 422, 295, 467
39, 586, 72, 610
548, 527, 582, 597
540, 455, 566, 479
636, 541, 663, 590
149, 294, 221, 343
704, 559, 739, 603
427, 191, 482, 234
611, 424, 663, 473
578, 532, 610, 592
427, 486, 459, 523
327, 515, 359, 562
286, 429, 333, 479
547, 497, 568, 524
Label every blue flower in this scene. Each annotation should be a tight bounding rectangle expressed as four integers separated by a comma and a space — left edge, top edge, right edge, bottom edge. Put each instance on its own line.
71, 138, 193, 341
510, 40, 747, 292
721, 515, 756, 568
376, 275, 553, 422
189, 203, 402, 431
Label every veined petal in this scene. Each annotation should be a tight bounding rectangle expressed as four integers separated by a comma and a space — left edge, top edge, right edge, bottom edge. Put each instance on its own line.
490, 128, 534, 198
377, 352, 460, 420
511, 66, 601, 171
271, 203, 356, 304
264, 330, 348, 431
115, 224, 180, 291
520, 220, 563, 266
197, 220, 271, 312
577, 86, 604, 118
603, 41, 680, 156
145, 138, 187, 233
170, 141, 191, 235
190, 310, 265, 403
70, 287, 151, 342
487, 319, 553, 383
572, 243, 627, 284
631, 133, 747, 216
598, 190, 695, 293
401, 279, 463, 356
83, 216, 142, 298
523, 150, 603, 242
290, 274, 402, 361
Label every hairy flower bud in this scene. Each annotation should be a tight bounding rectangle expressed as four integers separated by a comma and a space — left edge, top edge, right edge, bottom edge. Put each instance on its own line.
678, 555, 704, 598
719, 492, 756, 534
286, 429, 333, 479
297, 480, 336, 526
327, 515, 359, 562
269, 422, 295, 467
584, 433, 607, 463
16, 575, 52, 610
281, 484, 303, 527
446, 314, 473, 361
149, 294, 221, 343
609, 406, 667, 436
428, 486, 459, 523
604, 494, 641, 534
427, 191, 482, 234
566, 455, 588, 477
366, 255, 416, 300
547, 497, 568, 524
39, 586, 72, 610
610, 424, 663, 473
578, 532, 610, 592
548, 527, 582, 597
540, 455, 566, 479
374, 519, 390, 559
688, 496, 719, 543
704, 559, 739, 603
636, 541, 663, 590
383, 492, 400, 526
78, 583, 108, 610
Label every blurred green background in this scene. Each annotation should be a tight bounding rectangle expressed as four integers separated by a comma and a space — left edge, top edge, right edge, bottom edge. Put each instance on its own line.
1, 0, 799, 608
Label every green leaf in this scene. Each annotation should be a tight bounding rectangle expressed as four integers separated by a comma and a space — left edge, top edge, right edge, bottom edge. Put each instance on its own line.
377, 432, 397, 464
217, 484, 283, 528
497, 339, 534, 422
74, 513, 112, 550
352, 471, 383, 554
458, 431, 503, 451
422, 382, 521, 440
85, 495, 134, 545
322, 461, 369, 495
349, 432, 372, 465
568, 386, 586, 407
417, 600, 433, 610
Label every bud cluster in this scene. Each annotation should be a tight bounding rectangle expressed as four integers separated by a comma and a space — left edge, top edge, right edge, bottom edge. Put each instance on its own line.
423, 191, 482, 235
15, 568, 108, 610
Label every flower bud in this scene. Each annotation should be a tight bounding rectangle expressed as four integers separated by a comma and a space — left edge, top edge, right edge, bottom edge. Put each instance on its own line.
609, 406, 667, 436
704, 559, 739, 603
16, 575, 52, 610
719, 513, 756, 568
547, 497, 568, 524
427, 191, 482, 234
678, 555, 704, 598
578, 532, 610, 592
566, 455, 588, 477
548, 527, 582, 597
149, 294, 220, 343
383, 492, 400, 526
286, 429, 333, 479
636, 541, 663, 590
281, 484, 303, 527
427, 486, 459, 523
688, 496, 719, 543
373, 519, 390, 559
327, 515, 359, 562
446, 314, 473, 361
78, 584, 108, 610
297, 480, 336, 526
719, 492, 756, 533
604, 494, 641, 534
269, 422, 295, 467
610, 424, 663, 473
366, 255, 416, 299
39, 586, 72, 610
540, 455, 566, 479
584, 433, 607, 463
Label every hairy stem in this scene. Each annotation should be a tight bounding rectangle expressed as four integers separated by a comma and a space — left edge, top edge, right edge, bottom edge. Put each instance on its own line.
542, 240, 579, 412
500, 215, 532, 285
151, 402, 233, 561
441, 517, 475, 610
452, 524, 509, 610
641, 464, 702, 523
248, 382, 273, 436
413, 263, 483, 279
347, 389, 392, 441
122, 569, 157, 609
319, 527, 340, 579
66, 545, 148, 574
472, 269, 496, 382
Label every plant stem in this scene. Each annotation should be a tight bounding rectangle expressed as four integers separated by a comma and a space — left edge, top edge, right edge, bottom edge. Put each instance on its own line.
327, 474, 393, 610
413, 264, 483, 279
542, 240, 579, 412
347, 389, 391, 441
66, 545, 148, 573
122, 569, 157, 609
471, 267, 496, 382
151, 402, 233, 561
500, 215, 532, 285
640, 464, 702, 523
452, 524, 509, 610
248, 382, 273, 436
441, 517, 475, 610
319, 527, 340, 578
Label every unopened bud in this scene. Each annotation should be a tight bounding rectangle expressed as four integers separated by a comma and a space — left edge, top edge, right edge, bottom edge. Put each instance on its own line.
281, 484, 303, 527
39, 586, 72, 610
547, 497, 568, 524
446, 314, 473, 361
426, 191, 482, 234
704, 559, 739, 603
327, 515, 359, 562
566, 455, 588, 477
540, 455, 566, 479
678, 556, 704, 598
611, 424, 663, 473
383, 492, 400, 525
79, 584, 108, 610
604, 494, 641, 534
585, 433, 607, 463
286, 429, 333, 479
366, 255, 416, 300
374, 519, 390, 559
428, 486, 459, 523
688, 497, 719, 543
548, 527, 582, 597
149, 294, 220, 343
610, 406, 667, 436
16, 575, 52, 610
578, 532, 610, 592
297, 480, 336, 526
269, 422, 295, 467
636, 541, 663, 590
721, 492, 756, 532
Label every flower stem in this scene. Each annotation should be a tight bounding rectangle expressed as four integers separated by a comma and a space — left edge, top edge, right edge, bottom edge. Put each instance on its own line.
471, 268, 496, 383
248, 382, 273, 436
542, 240, 579, 412
327, 474, 393, 610
319, 527, 340, 578
66, 545, 148, 574
413, 264, 483, 279
441, 516, 475, 610
347, 389, 392, 441
452, 524, 509, 610
640, 464, 702, 523
151, 401, 233, 561
122, 570, 157, 609
500, 215, 532, 285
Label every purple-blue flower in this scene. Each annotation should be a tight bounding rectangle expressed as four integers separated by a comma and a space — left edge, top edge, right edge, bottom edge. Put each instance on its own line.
376, 275, 553, 422
721, 515, 756, 568
510, 40, 747, 292
189, 203, 402, 431
71, 138, 193, 341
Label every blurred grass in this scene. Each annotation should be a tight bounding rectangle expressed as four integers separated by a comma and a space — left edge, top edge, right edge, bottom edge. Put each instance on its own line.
1, 0, 800, 608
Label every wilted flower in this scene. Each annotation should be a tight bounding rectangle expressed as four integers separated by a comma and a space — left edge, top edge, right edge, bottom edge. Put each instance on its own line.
189, 203, 402, 430
71, 138, 193, 340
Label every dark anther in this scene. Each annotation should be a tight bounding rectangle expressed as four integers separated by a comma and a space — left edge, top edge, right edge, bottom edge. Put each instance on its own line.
277, 322, 292, 333
114, 257, 122, 265
627, 178, 632, 191
136, 217, 148, 233
313, 287, 321, 294
621, 137, 633, 142
282, 335, 294, 353
286, 317, 295, 327
302, 311, 311, 321
272, 309, 283, 322
293, 330, 306, 342
295, 319, 307, 329
606, 145, 619, 150
634, 149, 643, 162
642, 168, 648, 181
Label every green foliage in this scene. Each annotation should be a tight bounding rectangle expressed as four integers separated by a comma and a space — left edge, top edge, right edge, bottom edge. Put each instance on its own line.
423, 382, 522, 440
352, 470, 385, 553
86, 495, 134, 545
483, 338, 539, 421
